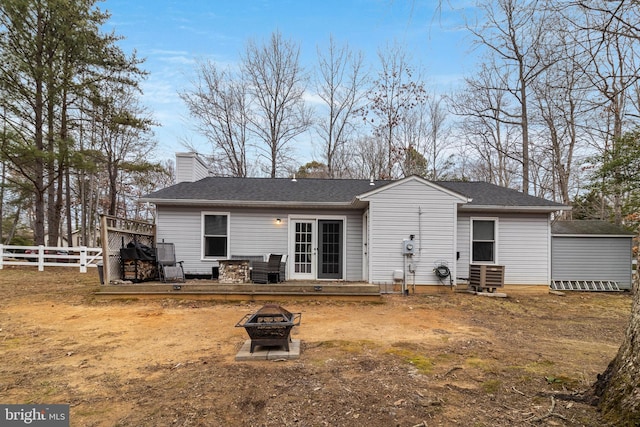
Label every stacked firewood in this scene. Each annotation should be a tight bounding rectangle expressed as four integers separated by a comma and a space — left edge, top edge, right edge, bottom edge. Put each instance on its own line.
122, 259, 157, 282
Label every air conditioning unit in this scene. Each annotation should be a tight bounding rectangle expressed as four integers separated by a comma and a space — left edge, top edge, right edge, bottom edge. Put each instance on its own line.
469, 264, 505, 292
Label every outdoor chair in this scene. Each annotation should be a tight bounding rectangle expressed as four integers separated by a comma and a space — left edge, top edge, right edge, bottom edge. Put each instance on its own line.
156, 242, 185, 283
252, 254, 283, 284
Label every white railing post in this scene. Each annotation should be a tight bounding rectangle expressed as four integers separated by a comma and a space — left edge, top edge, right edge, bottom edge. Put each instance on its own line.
38, 245, 45, 271
79, 246, 87, 273
0, 244, 4, 270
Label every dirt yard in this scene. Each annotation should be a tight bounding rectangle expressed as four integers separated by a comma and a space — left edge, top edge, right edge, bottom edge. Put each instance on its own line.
0, 267, 632, 426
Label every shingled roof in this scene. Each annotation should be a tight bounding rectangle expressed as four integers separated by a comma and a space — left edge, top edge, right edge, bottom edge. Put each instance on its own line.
552, 220, 635, 236
141, 176, 568, 211
142, 177, 382, 205
436, 181, 567, 209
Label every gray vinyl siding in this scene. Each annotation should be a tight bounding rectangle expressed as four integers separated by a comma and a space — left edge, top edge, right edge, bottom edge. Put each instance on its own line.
551, 236, 633, 289
156, 208, 204, 273
456, 212, 551, 285
362, 180, 461, 285
155, 206, 363, 280
456, 216, 470, 280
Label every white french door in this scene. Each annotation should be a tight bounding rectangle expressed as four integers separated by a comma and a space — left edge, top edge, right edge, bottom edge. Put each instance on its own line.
289, 217, 345, 280
291, 220, 315, 280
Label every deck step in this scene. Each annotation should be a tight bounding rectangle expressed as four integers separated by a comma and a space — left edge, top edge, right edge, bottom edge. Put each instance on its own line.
550, 280, 621, 292
94, 282, 382, 301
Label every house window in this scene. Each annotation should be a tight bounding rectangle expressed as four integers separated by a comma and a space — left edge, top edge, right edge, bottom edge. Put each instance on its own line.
472, 219, 496, 263
203, 213, 228, 258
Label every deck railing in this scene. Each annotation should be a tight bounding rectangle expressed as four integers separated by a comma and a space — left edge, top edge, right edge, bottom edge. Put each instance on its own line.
0, 244, 103, 273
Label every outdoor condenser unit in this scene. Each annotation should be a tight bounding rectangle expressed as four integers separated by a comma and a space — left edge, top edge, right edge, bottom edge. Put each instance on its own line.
469, 264, 505, 292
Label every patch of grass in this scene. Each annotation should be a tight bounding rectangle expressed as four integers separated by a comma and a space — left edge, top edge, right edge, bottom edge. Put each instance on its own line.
465, 357, 494, 371
27, 381, 60, 401
481, 379, 501, 394
508, 361, 581, 388
316, 339, 375, 353
0, 337, 23, 349
544, 374, 578, 388
435, 352, 455, 363
386, 347, 434, 374
74, 406, 112, 418
510, 359, 555, 375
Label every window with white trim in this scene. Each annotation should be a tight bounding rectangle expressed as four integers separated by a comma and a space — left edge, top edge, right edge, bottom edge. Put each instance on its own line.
471, 218, 496, 263
203, 213, 228, 258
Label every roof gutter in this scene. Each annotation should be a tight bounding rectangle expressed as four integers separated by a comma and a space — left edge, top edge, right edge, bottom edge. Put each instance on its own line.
552, 233, 634, 238
140, 198, 360, 209
458, 204, 571, 213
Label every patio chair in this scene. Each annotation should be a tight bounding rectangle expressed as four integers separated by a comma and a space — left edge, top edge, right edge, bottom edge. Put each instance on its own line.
156, 242, 185, 283
252, 254, 283, 284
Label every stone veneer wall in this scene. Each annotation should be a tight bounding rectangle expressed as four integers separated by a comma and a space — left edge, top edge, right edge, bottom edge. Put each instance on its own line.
218, 260, 250, 283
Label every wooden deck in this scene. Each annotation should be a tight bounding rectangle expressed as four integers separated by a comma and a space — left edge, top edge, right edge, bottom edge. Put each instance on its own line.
94, 280, 382, 302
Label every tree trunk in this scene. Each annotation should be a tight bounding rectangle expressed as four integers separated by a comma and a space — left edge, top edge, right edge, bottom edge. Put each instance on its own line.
594, 278, 640, 425
33, 8, 46, 245
519, 64, 530, 195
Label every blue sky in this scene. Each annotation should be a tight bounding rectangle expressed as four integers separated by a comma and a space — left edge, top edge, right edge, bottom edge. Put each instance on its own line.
102, 0, 477, 165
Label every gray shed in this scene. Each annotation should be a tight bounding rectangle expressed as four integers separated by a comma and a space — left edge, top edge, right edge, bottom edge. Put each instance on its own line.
551, 220, 635, 290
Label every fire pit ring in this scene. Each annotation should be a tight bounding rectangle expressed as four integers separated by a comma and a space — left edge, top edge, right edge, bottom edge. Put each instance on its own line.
235, 304, 302, 353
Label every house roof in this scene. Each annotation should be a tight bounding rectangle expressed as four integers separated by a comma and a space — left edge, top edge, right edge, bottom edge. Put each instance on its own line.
357, 175, 472, 203
436, 181, 568, 211
552, 220, 635, 236
141, 176, 569, 212
141, 177, 383, 207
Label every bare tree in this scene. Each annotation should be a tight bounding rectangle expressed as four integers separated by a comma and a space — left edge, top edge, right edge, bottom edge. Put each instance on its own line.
348, 135, 388, 180
467, 0, 558, 194
398, 103, 428, 178
423, 92, 453, 180
451, 62, 521, 188
361, 43, 428, 179
563, 1, 640, 225
180, 61, 249, 177
530, 26, 592, 206
558, 2, 640, 423
315, 36, 367, 178
397, 93, 452, 179
243, 31, 312, 178
88, 82, 157, 218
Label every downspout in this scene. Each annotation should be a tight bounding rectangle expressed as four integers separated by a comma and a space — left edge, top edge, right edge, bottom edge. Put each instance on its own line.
418, 206, 423, 253
417, 206, 422, 293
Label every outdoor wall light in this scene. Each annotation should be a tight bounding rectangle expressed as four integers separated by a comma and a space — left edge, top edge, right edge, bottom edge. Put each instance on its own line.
276, 218, 282, 224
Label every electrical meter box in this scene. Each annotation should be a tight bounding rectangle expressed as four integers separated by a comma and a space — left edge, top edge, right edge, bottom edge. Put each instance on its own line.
402, 239, 415, 255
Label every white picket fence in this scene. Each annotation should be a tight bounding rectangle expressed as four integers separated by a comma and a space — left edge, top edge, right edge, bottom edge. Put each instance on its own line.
0, 244, 103, 273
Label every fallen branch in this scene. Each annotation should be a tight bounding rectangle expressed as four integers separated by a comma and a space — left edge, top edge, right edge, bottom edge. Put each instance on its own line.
512, 386, 526, 396
522, 396, 568, 423
443, 366, 462, 377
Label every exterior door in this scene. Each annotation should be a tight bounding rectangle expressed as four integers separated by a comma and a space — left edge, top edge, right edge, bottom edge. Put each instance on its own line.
318, 220, 343, 280
362, 211, 369, 282
289, 218, 344, 280
291, 220, 315, 280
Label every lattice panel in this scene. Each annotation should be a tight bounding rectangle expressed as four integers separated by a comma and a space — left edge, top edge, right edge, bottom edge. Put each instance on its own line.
101, 215, 155, 283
